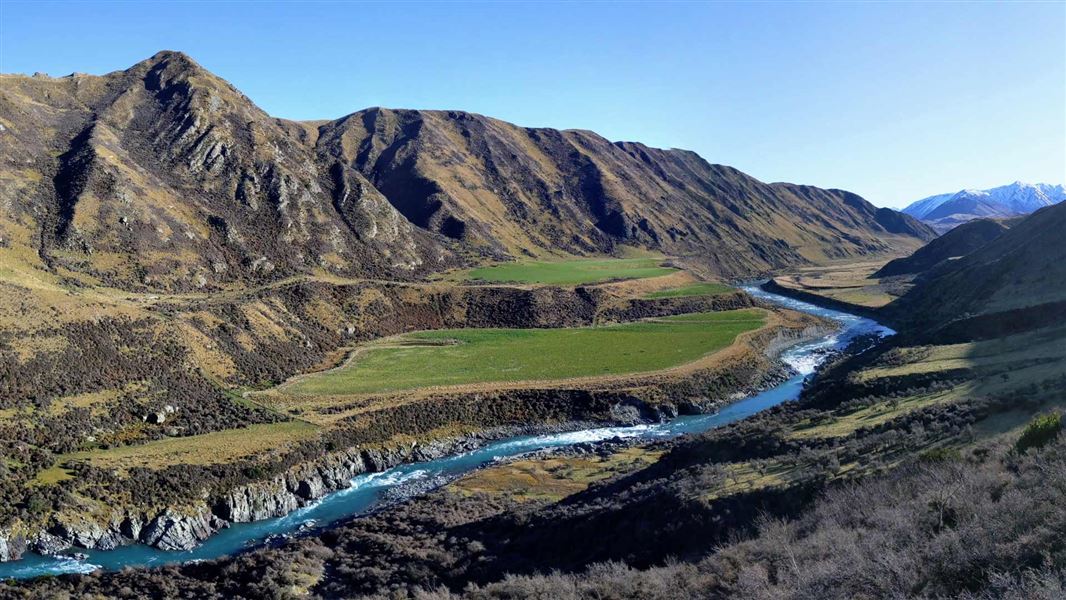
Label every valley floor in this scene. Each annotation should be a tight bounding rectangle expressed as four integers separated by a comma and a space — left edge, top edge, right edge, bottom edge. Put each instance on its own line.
4, 249, 1065, 599
1, 256, 825, 566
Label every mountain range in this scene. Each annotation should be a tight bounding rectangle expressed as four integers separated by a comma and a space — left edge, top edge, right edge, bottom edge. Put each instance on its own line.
0, 51, 934, 291
890, 201, 1066, 330
2, 50, 1065, 599
902, 181, 1065, 233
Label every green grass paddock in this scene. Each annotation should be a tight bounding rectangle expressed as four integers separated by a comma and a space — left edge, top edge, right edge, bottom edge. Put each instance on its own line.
465, 257, 676, 285
288, 309, 766, 395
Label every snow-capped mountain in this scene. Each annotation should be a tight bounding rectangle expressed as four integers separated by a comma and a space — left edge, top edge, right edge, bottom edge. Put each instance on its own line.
903, 182, 1066, 232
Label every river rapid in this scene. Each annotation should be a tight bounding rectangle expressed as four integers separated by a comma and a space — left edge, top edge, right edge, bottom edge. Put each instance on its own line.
0, 286, 893, 579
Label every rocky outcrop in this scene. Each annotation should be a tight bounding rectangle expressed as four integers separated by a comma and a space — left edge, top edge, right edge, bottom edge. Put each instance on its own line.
0, 531, 27, 562
140, 509, 226, 551
215, 449, 366, 523
0, 303, 835, 561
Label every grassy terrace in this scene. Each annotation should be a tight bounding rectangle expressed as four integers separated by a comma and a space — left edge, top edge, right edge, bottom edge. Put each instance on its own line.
286, 309, 766, 396
465, 257, 676, 285
38, 422, 320, 476
771, 260, 908, 309
452, 447, 664, 503
644, 282, 734, 299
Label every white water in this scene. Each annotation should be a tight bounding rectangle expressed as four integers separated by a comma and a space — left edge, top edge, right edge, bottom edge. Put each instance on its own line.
0, 286, 892, 579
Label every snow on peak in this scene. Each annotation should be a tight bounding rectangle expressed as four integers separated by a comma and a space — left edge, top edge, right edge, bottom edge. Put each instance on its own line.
904, 181, 1066, 220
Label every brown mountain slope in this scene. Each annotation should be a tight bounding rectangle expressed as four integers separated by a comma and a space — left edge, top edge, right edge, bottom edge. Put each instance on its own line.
0, 51, 449, 290
873, 218, 1009, 277
888, 202, 1066, 331
2, 51, 934, 290
320, 107, 935, 274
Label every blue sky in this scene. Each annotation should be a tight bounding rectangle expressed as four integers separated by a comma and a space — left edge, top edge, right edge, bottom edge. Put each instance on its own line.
2, 1, 1063, 208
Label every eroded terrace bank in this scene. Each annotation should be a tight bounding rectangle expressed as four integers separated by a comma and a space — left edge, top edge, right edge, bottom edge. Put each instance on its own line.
0, 280, 831, 563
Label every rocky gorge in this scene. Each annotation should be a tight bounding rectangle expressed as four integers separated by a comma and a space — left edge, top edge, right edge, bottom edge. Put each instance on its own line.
0, 291, 833, 564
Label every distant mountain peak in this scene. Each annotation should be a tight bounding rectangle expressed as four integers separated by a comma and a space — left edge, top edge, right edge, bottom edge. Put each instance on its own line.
902, 181, 1066, 232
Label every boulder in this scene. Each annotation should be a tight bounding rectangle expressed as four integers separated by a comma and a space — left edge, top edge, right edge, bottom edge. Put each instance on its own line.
140, 509, 219, 551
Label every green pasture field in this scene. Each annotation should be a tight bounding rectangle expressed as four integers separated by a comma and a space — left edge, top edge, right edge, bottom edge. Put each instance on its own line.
465, 257, 676, 285
644, 282, 734, 299
287, 309, 766, 395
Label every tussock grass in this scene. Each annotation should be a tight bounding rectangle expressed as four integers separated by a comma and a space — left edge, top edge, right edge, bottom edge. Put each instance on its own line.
59, 421, 319, 472
452, 447, 663, 502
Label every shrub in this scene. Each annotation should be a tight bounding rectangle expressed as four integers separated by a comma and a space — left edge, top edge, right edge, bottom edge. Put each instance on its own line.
919, 446, 962, 463
1016, 412, 1063, 454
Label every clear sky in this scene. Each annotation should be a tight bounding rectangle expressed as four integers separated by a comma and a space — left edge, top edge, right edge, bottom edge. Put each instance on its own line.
1, 1, 1063, 208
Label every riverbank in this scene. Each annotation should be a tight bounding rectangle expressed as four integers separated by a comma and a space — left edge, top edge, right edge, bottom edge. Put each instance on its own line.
0, 288, 889, 579
760, 278, 896, 327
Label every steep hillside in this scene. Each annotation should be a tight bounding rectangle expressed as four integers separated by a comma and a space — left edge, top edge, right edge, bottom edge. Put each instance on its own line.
320, 107, 934, 274
889, 202, 1066, 330
873, 218, 1009, 277
0, 51, 451, 291
1, 52, 934, 288
903, 182, 1066, 233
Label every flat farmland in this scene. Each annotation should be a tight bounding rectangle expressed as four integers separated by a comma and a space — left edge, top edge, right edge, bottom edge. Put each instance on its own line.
285, 309, 767, 396
464, 257, 676, 285
644, 282, 734, 299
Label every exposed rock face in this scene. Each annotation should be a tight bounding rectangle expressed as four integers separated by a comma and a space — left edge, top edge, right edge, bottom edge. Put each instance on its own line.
217, 481, 301, 524
0, 51, 452, 291
140, 509, 224, 551
322, 107, 935, 273
1, 51, 933, 291
21, 436, 484, 555
0, 532, 27, 562
215, 449, 366, 523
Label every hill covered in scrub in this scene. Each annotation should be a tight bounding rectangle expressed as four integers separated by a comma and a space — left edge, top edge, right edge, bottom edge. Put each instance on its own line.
6, 49, 1059, 600
6, 190, 1064, 599
0, 50, 933, 292
887, 202, 1066, 331
873, 218, 1009, 277
320, 106, 934, 272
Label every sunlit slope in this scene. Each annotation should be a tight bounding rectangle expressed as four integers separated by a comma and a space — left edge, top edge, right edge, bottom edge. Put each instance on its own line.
315, 107, 935, 273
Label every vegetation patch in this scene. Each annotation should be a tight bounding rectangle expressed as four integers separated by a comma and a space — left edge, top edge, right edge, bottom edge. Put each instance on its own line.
465, 257, 676, 285
285, 309, 766, 396
28, 465, 75, 488
452, 447, 663, 503
1016, 412, 1062, 453
789, 389, 956, 439
58, 421, 319, 473
770, 260, 911, 308
644, 282, 734, 299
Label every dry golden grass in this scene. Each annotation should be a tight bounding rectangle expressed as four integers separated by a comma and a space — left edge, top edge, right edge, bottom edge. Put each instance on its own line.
772, 260, 908, 308
703, 460, 800, 501
596, 269, 695, 297
788, 389, 956, 440
451, 447, 663, 503
58, 421, 320, 473
175, 321, 239, 381
8, 334, 69, 363
46, 389, 121, 417
791, 325, 1066, 442
860, 326, 1066, 383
